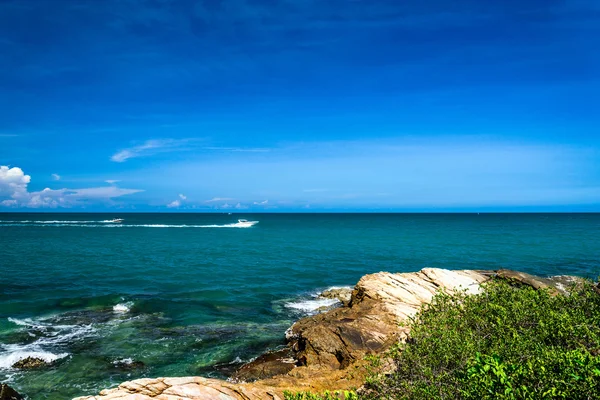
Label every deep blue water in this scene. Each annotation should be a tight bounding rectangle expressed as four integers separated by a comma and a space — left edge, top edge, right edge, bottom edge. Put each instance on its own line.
1, 213, 599, 399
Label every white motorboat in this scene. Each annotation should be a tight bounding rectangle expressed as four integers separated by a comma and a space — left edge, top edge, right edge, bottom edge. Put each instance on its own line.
236, 219, 258, 227
108, 218, 124, 223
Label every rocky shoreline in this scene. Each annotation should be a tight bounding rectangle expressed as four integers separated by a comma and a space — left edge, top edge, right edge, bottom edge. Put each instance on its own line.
61, 267, 581, 400
1, 268, 583, 400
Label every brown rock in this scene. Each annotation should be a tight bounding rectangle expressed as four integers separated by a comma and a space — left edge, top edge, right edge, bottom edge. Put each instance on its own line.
496, 269, 563, 295
232, 348, 297, 382
0, 384, 24, 400
320, 287, 353, 306
11, 357, 50, 370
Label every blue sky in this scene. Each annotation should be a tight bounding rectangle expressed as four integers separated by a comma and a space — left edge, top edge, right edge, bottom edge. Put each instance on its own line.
1, 0, 599, 211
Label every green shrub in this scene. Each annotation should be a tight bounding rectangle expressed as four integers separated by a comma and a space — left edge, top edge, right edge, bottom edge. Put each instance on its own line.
364, 278, 600, 399
283, 390, 358, 400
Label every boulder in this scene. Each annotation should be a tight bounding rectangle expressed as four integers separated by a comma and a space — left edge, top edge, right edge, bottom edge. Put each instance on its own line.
231, 348, 296, 382
12, 357, 50, 369
319, 287, 353, 306
0, 384, 24, 400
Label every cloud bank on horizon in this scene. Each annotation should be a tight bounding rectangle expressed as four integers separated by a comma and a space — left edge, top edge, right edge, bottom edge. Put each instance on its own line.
0, 166, 142, 208
0, 0, 599, 211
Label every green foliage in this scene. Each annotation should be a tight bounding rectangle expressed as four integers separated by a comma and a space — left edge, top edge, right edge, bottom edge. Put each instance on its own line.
364, 279, 600, 399
283, 390, 358, 400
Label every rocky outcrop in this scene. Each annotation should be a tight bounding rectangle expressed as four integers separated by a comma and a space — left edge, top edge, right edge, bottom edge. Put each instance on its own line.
319, 287, 353, 306
0, 384, 24, 400
11, 356, 50, 370
74, 267, 580, 400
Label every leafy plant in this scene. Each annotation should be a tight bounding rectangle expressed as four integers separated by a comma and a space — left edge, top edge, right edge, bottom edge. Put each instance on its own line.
363, 278, 600, 399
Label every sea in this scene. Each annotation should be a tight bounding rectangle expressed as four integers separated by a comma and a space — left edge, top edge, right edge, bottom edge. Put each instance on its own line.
1, 213, 599, 399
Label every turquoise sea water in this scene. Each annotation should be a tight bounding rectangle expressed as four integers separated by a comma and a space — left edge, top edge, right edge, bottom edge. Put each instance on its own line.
1, 213, 599, 399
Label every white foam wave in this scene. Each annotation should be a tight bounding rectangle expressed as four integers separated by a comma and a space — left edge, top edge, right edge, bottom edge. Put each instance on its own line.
113, 302, 133, 313
7, 317, 50, 330
0, 348, 69, 369
322, 285, 353, 292
285, 298, 340, 313
2, 316, 97, 370
113, 357, 134, 365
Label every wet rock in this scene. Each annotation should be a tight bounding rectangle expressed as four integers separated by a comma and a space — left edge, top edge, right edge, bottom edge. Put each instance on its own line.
320, 288, 353, 306
232, 348, 296, 382
0, 384, 24, 400
12, 357, 50, 369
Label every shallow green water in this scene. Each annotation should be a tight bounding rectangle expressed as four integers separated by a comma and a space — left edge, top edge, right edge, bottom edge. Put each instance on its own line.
1, 213, 599, 399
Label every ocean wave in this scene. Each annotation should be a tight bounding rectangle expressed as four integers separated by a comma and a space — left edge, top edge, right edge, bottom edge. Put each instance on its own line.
0, 348, 69, 369
112, 357, 134, 365
8, 318, 96, 344
113, 302, 133, 313
2, 316, 97, 370
284, 297, 340, 313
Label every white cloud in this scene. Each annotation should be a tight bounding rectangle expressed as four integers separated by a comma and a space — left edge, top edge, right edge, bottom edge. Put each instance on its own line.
51, 173, 61, 181
235, 202, 248, 209
105, 179, 121, 185
111, 139, 194, 162
205, 197, 234, 203
167, 199, 181, 208
166, 193, 187, 208
253, 199, 268, 205
0, 165, 142, 208
0, 166, 31, 199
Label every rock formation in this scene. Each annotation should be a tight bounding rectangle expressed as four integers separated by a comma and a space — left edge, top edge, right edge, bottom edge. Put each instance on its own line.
73, 268, 576, 400
319, 287, 353, 306
11, 356, 50, 370
0, 384, 24, 400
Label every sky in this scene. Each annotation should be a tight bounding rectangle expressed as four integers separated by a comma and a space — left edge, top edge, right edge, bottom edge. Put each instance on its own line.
1, 0, 599, 212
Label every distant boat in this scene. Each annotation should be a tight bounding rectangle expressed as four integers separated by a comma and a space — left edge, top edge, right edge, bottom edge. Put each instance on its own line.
236, 219, 258, 227
108, 218, 124, 223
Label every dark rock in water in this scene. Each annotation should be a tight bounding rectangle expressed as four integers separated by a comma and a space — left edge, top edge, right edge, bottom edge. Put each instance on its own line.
231, 348, 296, 382
0, 384, 24, 400
112, 359, 145, 370
12, 357, 50, 369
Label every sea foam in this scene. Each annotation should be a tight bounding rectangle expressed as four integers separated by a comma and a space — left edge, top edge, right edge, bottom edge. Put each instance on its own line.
285, 298, 340, 313
0, 348, 69, 369
113, 302, 133, 313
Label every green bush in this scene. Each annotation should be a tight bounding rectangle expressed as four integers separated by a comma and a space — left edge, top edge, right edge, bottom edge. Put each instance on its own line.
283, 390, 358, 400
364, 278, 600, 399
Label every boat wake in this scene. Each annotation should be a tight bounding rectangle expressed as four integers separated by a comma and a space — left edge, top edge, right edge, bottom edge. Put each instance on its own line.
0, 220, 259, 228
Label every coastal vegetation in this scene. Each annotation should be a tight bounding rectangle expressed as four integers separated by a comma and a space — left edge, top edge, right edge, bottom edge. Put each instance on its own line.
286, 277, 600, 399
